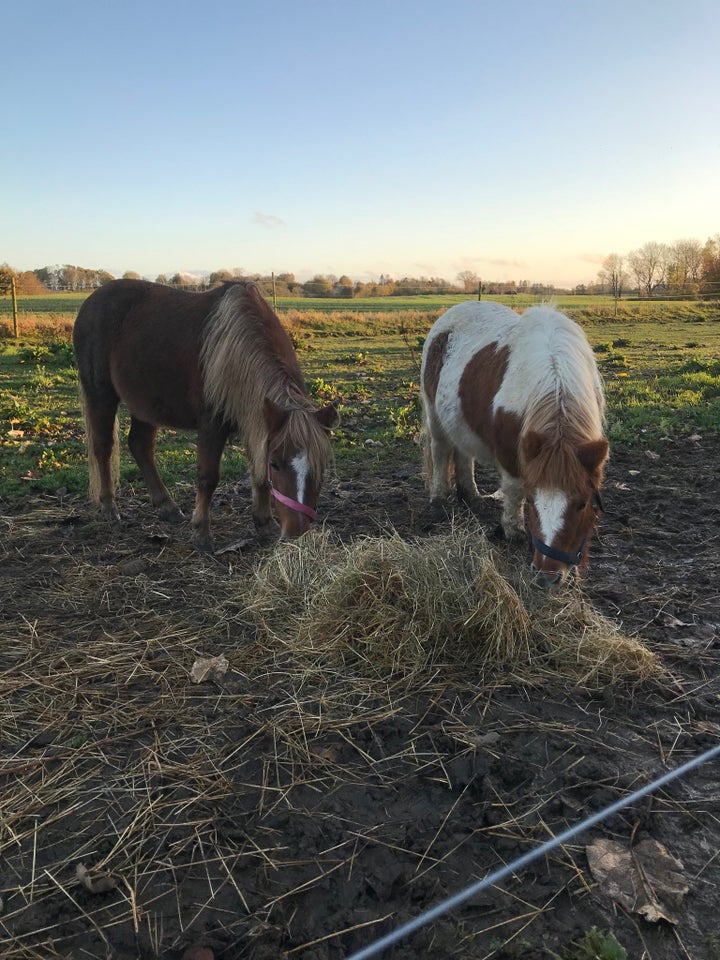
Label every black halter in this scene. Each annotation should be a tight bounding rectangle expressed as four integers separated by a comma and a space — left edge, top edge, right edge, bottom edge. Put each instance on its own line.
530, 491, 604, 568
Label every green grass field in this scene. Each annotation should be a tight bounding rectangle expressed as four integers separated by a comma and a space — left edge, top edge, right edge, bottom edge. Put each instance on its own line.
3, 289, 719, 320
1, 298, 718, 504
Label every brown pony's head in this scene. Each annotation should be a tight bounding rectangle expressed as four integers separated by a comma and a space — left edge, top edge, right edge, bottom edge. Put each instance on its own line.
265, 399, 339, 539
521, 431, 609, 588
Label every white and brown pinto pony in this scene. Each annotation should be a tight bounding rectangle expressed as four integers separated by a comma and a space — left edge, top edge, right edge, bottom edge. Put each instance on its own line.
421, 301, 609, 587
73, 279, 338, 552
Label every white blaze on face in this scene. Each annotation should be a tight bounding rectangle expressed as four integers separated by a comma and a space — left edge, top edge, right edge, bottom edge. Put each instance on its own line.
291, 453, 310, 505
534, 489, 568, 548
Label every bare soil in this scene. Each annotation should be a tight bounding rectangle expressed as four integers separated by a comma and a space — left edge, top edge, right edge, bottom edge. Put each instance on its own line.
1, 434, 719, 960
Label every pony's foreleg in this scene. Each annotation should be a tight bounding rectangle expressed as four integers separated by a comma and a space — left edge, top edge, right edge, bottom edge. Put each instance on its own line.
250, 471, 278, 541
128, 418, 184, 523
244, 446, 278, 542
499, 470, 525, 540
190, 423, 231, 553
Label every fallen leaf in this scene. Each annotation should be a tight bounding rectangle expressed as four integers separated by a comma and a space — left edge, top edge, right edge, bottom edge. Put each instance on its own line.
473, 731, 502, 748
215, 537, 254, 554
661, 613, 690, 628
190, 655, 229, 684
76, 863, 118, 894
645, 450, 661, 460
586, 837, 688, 924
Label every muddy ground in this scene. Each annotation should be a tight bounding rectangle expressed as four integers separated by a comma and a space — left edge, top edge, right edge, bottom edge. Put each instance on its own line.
1, 434, 719, 960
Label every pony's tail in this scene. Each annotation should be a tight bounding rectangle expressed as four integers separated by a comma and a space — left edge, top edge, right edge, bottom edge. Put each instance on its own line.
78, 382, 120, 503
420, 402, 434, 491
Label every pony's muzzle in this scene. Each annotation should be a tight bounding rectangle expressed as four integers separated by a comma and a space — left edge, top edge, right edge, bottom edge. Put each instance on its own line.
278, 513, 314, 541
530, 563, 567, 589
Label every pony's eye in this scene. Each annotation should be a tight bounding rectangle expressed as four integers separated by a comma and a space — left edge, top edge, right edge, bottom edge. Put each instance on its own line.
576, 500, 588, 513
269, 460, 280, 470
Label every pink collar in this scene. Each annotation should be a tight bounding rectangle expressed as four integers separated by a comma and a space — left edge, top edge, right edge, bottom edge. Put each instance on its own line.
268, 461, 317, 520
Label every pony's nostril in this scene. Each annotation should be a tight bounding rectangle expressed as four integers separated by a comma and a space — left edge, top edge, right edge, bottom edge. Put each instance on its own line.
530, 564, 565, 589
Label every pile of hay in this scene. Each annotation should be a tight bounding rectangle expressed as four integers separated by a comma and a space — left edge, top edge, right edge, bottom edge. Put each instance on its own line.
243, 525, 662, 686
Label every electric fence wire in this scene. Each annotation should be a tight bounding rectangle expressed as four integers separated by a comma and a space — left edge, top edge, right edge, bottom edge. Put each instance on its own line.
346, 741, 720, 960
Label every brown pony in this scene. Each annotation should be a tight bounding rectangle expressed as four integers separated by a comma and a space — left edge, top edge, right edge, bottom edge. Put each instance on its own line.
73, 279, 338, 551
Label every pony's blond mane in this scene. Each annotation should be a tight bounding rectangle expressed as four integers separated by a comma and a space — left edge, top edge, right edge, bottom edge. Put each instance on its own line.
518, 309, 607, 489
200, 283, 331, 482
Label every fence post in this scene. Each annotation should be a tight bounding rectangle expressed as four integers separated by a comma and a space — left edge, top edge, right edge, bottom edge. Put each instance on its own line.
11, 276, 18, 337
272, 272, 277, 310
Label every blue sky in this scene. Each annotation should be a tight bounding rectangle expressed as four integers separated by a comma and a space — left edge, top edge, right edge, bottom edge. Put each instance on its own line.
3, 0, 719, 287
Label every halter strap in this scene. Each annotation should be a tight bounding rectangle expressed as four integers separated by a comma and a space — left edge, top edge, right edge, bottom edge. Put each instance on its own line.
530, 490, 603, 568
268, 461, 317, 520
531, 532, 586, 568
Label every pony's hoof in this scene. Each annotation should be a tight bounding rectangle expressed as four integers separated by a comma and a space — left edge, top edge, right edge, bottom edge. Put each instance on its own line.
255, 524, 280, 546
99, 504, 121, 523
253, 514, 280, 538
158, 504, 185, 523
422, 499, 451, 526
456, 490, 481, 508
192, 535, 215, 554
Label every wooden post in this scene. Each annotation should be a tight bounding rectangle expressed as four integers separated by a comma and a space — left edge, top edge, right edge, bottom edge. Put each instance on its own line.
11, 276, 18, 337
272, 271, 277, 310
477, 280, 482, 301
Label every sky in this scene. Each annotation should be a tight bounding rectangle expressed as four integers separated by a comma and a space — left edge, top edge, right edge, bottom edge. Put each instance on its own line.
3, 0, 719, 288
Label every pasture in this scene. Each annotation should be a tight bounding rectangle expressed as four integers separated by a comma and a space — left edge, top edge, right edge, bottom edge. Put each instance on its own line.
1, 299, 719, 959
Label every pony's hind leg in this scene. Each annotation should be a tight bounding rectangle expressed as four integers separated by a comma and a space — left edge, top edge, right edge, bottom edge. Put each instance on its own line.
425, 427, 453, 503
128, 417, 184, 523
81, 384, 121, 521
454, 450, 480, 506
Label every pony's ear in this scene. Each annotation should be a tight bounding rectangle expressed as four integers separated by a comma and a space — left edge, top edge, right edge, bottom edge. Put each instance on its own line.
521, 430, 545, 463
576, 438, 610, 475
263, 398, 288, 434
316, 402, 340, 433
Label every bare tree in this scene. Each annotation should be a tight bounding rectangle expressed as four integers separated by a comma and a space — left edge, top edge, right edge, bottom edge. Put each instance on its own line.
627, 242, 669, 298
597, 254, 625, 315
0, 263, 14, 295
667, 238, 704, 294
456, 270, 479, 293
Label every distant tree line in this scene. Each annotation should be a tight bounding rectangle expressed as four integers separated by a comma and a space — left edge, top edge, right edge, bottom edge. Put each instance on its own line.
595, 235, 720, 300
2, 234, 719, 299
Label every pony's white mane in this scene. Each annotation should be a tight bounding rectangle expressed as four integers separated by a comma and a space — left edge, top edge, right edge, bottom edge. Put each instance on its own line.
199, 283, 330, 482
516, 306, 606, 444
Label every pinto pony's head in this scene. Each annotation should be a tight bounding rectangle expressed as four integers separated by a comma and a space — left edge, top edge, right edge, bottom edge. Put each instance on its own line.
264, 399, 339, 539
521, 431, 609, 588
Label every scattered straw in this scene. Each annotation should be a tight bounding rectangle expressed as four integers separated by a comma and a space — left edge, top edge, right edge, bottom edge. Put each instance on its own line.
0, 501, 669, 959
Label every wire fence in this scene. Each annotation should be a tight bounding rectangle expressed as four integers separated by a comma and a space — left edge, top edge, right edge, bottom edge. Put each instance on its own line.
345, 742, 720, 960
